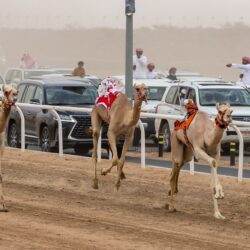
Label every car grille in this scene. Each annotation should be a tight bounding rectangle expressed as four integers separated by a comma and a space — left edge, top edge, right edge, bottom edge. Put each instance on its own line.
232, 116, 250, 122
71, 115, 92, 139
70, 115, 109, 139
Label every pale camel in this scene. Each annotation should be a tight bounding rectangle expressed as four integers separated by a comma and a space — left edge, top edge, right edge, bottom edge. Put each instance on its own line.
0, 84, 18, 212
167, 103, 232, 219
91, 84, 148, 190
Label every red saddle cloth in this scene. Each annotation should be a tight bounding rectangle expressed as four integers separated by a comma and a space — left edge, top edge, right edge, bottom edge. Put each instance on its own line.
96, 92, 120, 109
174, 102, 199, 131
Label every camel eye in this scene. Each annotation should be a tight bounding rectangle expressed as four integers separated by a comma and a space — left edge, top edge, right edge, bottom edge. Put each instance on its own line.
219, 111, 222, 114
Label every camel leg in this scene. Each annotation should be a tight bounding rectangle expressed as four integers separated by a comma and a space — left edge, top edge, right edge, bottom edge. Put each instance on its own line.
212, 152, 225, 219
101, 128, 118, 176
91, 107, 103, 189
167, 132, 184, 212
194, 147, 225, 219
114, 129, 133, 190
0, 133, 7, 212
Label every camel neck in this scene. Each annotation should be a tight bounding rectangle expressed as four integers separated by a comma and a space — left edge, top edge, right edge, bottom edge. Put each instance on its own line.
128, 99, 143, 127
0, 105, 11, 132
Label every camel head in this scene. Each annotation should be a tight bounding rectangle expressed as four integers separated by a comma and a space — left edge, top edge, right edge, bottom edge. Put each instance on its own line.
215, 103, 233, 128
1, 84, 18, 108
134, 83, 148, 104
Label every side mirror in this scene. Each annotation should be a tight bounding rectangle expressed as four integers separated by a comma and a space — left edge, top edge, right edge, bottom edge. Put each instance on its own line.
30, 98, 40, 104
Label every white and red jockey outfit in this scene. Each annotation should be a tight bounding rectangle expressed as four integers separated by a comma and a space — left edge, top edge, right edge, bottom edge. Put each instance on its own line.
95, 77, 121, 110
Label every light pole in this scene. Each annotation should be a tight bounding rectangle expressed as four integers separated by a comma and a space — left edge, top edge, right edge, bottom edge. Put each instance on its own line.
125, 0, 135, 99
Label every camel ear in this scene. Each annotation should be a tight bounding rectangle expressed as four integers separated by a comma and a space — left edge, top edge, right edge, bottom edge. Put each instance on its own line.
216, 102, 220, 110
11, 83, 17, 89
226, 102, 231, 108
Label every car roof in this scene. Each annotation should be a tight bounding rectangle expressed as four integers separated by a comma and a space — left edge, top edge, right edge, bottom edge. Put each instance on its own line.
112, 75, 172, 86
170, 80, 245, 89
19, 76, 94, 87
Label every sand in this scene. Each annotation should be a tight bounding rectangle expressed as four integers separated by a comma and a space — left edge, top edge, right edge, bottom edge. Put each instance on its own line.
0, 147, 249, 249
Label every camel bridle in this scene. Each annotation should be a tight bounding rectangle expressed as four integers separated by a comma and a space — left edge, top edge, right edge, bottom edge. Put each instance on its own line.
1, 91, 17, 110
215, 109, 231, 129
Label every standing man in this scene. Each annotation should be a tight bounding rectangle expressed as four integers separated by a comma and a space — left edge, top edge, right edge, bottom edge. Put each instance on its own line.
226, 56, 250, 88
133, 48, 148, 79
72, 61, 86, 77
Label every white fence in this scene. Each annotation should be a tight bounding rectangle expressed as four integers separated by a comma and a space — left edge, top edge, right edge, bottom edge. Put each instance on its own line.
14, 103, 250, 182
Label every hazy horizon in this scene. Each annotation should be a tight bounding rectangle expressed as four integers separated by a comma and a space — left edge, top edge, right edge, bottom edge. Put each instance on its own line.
0, 0, 250, 29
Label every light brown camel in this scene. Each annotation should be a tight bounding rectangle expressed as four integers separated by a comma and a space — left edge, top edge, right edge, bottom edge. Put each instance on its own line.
168, 103, 232, 219
0, 84, 18, 212
91, 83, 148, 190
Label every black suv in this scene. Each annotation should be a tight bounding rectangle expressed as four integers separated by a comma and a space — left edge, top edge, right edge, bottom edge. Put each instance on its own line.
7, 76, 122, 154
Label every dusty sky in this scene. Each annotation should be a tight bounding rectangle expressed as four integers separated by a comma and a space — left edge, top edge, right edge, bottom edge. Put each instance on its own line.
0, 0, 250, 29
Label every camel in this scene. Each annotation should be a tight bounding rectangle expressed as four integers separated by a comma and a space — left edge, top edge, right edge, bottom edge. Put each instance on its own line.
0, 84, 18, 212
167, 103, 232, 219
91, 83, 148, 190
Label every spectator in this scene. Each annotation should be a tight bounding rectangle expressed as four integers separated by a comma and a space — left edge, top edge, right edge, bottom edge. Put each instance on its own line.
146, 63, 158, 79
167, 67, 177, 81
133, 48, 148, 79
72, 61, 86, 77
226, 56, 250, 88
20, 53, 37, 69
179, 88, 187, 106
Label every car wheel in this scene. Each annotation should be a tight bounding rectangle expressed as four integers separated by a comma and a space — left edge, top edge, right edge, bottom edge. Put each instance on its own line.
8, 122, 21, 148
161, 122, 171, 152
74, 145, 90, 155
40, 126, 56, 152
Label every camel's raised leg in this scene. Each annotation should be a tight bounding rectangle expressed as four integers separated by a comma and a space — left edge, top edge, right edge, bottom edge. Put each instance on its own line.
194, 147, 225, 219
0, 133, 7, 212
91, 107, 103, 189
101, 126, 119, 176
114, 129, 134, 190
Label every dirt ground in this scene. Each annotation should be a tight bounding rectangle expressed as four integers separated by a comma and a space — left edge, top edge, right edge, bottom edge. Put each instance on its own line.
0, 148, 250, 250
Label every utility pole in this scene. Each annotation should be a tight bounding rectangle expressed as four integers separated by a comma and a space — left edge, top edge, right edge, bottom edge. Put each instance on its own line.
125, 0, 135, 99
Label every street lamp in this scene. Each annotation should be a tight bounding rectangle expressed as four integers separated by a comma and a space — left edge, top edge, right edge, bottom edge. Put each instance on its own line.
125, 0, 135, 99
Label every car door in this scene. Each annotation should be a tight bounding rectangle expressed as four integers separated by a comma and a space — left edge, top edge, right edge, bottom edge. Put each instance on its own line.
28, 86, 44, 139
22, 84, 37, 141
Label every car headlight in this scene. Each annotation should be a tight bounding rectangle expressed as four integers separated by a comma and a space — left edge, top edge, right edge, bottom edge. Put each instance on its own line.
54, 114, 74, 122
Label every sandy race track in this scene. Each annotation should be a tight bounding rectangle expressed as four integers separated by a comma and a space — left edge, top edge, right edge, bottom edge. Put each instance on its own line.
0, 148, 250, 249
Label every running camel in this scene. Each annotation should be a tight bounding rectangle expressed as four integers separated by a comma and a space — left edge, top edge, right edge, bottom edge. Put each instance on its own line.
0, 84, 18, 212
167, 102, 232, 219
91, 83, 148, 190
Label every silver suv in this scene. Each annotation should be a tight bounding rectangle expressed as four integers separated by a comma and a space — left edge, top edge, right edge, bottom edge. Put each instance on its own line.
155, 80, 250, 152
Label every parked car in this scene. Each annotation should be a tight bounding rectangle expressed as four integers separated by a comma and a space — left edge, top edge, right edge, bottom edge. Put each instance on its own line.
4, 67, 73, 85
155, 80, 250, 152
7, 76, 123, 155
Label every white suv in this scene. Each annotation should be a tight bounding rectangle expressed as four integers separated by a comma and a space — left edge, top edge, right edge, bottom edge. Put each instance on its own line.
4, 67, 73, 85
155, 80, 250, 152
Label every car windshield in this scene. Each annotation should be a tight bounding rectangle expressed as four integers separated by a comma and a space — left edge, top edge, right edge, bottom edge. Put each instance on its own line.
46, 86, 98, 105
199, 88, 250, 106
147, 86, 166, 101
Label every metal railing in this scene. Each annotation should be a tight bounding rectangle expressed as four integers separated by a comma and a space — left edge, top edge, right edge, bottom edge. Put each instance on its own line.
14, 103, 250, 182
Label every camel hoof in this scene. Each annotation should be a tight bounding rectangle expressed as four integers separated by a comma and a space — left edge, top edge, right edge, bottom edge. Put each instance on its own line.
169, 207, 177, 213
0, 208, 8, 212
114, 182, 121, 191
120, 171, 126, 180
214, 212, 225, 220
92, 179, 99, 189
